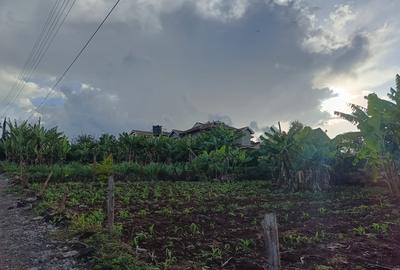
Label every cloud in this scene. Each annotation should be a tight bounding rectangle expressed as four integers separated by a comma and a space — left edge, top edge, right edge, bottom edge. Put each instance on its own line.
0, 0, 398, 137
303, 4, 357, 54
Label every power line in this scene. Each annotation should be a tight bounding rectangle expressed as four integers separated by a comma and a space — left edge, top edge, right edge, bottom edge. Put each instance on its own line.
1, 0, 75, 119
29, 0, 122, 121
0, 0, 62, 110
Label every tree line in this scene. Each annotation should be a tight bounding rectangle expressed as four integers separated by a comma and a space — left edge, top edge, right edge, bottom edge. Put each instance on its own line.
1, 75, 399, 194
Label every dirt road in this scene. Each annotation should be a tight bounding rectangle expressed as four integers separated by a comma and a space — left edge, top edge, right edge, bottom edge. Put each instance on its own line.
0, 176, 87, 270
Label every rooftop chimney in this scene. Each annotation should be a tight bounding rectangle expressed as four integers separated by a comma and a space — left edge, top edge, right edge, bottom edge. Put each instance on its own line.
152, 125, 162, 136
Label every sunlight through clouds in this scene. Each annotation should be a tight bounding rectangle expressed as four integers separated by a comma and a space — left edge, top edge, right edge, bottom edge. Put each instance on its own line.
0, 0, 399, 137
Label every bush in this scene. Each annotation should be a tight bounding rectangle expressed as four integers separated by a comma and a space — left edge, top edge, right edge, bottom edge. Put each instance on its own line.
0, 161, 95, 182
0, 160, 258, 182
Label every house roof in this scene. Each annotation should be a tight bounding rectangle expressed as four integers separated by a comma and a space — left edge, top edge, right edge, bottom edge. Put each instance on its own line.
170, 129, 183, 134
238, 126, 255, 134
130, 122, 255, 138
175, 121, 255, 137
130, 129, 170, 136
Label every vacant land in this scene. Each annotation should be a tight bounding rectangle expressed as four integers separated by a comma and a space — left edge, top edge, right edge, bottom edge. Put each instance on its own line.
28, 180, 400, 270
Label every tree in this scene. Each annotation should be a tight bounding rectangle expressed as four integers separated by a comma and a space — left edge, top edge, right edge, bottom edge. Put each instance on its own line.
70, 135, 99, 163
259, 121, 333, 191
1, 120, 69, 165
335, 74, 400, 195
98, 134, 117, 161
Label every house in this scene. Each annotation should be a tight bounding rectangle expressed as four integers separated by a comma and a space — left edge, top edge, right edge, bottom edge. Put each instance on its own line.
131, 125, 170, 137
130, 122, 260, 149
169, 121, 260, 149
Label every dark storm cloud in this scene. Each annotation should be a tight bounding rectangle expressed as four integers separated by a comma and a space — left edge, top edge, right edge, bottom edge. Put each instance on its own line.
331, 34, 370, 73
0, 0, 375, 135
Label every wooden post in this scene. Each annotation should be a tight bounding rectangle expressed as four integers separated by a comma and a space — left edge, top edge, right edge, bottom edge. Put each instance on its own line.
107, 174, 115, 232
261, 213, 280, 270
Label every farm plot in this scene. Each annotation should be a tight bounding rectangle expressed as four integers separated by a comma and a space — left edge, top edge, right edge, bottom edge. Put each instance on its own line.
32, 181, 400, 269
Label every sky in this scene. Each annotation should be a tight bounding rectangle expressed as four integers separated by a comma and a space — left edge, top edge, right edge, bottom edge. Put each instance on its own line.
0, 0, 399, 138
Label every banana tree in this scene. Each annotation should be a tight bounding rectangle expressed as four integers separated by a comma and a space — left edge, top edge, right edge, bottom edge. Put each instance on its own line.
335, 74, 400, 195
260, 121, 333, 191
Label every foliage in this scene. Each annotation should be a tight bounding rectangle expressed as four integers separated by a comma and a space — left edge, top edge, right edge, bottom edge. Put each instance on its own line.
332, 132, 370, 185
30, 180, 400, 269
0, 121, 257, 181
335, 74, 400, 194
1, 120, 69, 165
95, 155, 114, 180
259, 121, 334, 191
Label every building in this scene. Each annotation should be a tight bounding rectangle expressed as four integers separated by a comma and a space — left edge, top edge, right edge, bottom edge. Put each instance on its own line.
130, 122, 260, 149
130, 125, 170, 137
169, 121, 259, 149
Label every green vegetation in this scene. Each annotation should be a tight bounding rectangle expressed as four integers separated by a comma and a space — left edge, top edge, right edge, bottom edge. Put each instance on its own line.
1, 75, 400, 269
335, 74, 400, 195
25, 180, 400, 269
259, 121, 333, 191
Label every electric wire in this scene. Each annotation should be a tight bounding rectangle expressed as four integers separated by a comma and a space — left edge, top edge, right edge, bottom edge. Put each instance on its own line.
0, 0, 62, 111
28, 0, 121, 121
1, 0, 75, 119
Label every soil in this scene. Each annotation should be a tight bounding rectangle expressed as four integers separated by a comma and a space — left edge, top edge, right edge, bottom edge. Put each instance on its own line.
115, 182, 400, 270
0, 176, 88, 270
28, 180, 400, 270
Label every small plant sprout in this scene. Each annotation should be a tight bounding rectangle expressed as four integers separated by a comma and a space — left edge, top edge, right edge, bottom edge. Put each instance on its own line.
132, 232, 147, 249
371, 223, 389, 234
302, 211, 310, 220
189, 223, 200, 235
237, 239, 254, 252
318, 207, 328, 215
118, 209, 130, 220
353, 226, 367, 236
149, 224, 155, 236
162, 248, 177, 268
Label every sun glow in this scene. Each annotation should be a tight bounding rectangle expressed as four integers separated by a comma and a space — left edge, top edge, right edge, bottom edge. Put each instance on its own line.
321, 86, 355, 116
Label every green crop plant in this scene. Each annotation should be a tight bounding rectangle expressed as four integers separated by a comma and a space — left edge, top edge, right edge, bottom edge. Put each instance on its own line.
371, 223, 389, 234
118, 210, 130, 220
282, 232, 311, 248
132, 232, 148, 249
148, 224, 155, 237
71, 209, 105, 233
189, 223, 200, 235
318, 207, 328, 215
353, 226, 367, 236
138, 209, 148, 218
114, 223, 124, 237
154, 186, 162, 198
210, 247, 222, 260
301, 211, 311, 220
237, 239, 255, 252
160, 207, 173, 216
161, 248, 177, 269
141, 186, 150, 200
313, 230, 327, 242
183, 207, 193, 215
201, 246, 223, 262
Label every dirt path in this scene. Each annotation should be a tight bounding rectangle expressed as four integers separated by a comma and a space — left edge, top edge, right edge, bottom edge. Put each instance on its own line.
0, 176, 88, 270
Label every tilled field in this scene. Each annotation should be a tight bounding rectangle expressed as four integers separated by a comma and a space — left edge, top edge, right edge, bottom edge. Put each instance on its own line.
34, 181, 400, 269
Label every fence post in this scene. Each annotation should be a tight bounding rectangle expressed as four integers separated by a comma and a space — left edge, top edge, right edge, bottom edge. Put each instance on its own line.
261, 213, 280, 270
107, 174, 115, 232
